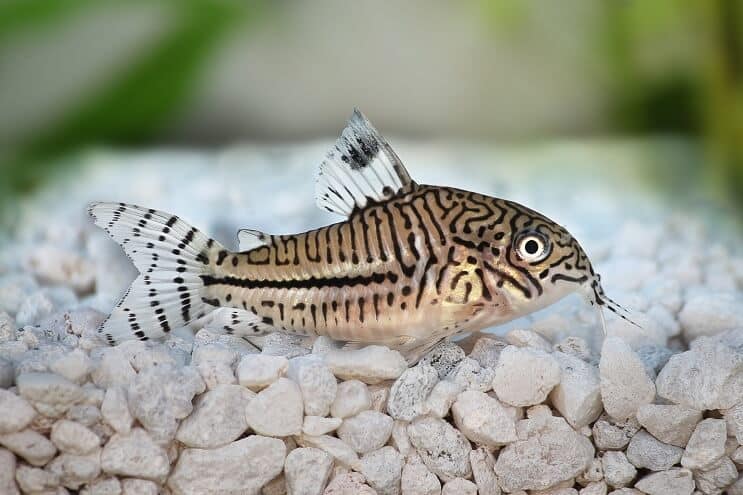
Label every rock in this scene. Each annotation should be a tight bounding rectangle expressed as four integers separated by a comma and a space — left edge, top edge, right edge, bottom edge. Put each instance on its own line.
91, 347, 136, 389
445, 357, 495, 392
49, 349, 92, 384
0, 358, 13, 388
297, 435, 359, 469
656, 332, 743, 410
634, 344, 673, 379
625, 430, 683, 471
442, 478, 477, 495
579, 482, 607, 495
236, 354, 288, 391
337, 410, 393, 454
407, 416, 472, 481
176, 384, 254, 448
636, 404, 702, 447
550, 352, 602, 428
287, 356, 337, 417
598, 338, 655, 422
494, 414, 594, 492
592, 415, 640, 451
0, 448, 19, 495
101, 386, 133, 434
633, 468, 694, 495
723, 402, 743, 444
303, 416, 343, 436
601, 451, 636, 488
425, 380, 462, 418
369, 384, 390, 412
47, 450, 101, 489
127, 363, 205, 443
680, 418, 727, 470
168, 436, 286, 495
358, 446, 404, 495
16, 371, 84, 417
26, 245, 96, 293
506, 329, 553, 352
50, 419, 100, 455
14, 464, 59, 494
387, 365, 439, 421
0, 312, 17, 343
492, 346, 560, 407
331, 380, 372, 419
0, 429, 57, 466
260, 332, 312, 358
468, 336, 507, 368
401, 455, 441, 495
695, 456, 738, 494
245, 378, 303, 437
323, 345, 407, 384
451, 390, 517, 447
679, 292, 743, 341
284, 447, 333, 495
101, 428, 170, 482
469, 447, 500, 495
191, 342, 238, 389
121, 478, 159, 495
323, 472, 376, 495
0, 389, 35, 433
419, 341, 465, 379
554, 336, 593, 363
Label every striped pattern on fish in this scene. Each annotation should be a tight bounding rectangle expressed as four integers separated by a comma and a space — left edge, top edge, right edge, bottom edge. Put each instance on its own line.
89, 109, 637, 361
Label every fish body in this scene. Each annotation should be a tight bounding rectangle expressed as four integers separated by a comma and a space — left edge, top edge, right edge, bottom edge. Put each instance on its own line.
90, 110, 631, 361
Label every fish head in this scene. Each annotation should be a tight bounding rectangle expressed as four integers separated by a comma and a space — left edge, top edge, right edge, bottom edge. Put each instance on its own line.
479, 200, 637, 331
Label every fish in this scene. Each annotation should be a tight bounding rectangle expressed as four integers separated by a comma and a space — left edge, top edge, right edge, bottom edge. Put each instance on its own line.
89, 109, 637, 362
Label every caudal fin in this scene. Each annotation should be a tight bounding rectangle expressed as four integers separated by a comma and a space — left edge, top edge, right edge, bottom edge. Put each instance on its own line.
88, 202, 222, 344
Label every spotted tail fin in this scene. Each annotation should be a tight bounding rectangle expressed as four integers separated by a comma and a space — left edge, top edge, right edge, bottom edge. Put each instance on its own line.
88, 202, 222, 344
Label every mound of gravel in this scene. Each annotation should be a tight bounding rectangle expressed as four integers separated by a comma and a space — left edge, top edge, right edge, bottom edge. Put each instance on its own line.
0, 147, 742, 494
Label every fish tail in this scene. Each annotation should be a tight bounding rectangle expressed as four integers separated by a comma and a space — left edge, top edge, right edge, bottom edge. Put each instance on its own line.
88, 202, 223, 344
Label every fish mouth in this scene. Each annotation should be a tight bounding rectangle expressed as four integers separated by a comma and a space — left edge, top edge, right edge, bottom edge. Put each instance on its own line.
585, 275, 642, 333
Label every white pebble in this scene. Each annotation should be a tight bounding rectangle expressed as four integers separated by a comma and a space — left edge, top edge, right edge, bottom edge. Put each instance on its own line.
0, 448, 18, 495
303, 416, 342, 436
100, 386, 133, 434
331, 380, 372, 419
598, 338, 655, 422
0, 389, 36, 433
50, 419, 100, 455
337, 410, 393, 454
633, 468, 694, 495
16, 371, 84, 418
287, 355, 337, 417
236, 353, 288, 391
100, 428, 170, 482
635, 404, 701, 448
451, 390, 517, 447
0, 429, 56, 466
492, 346, 561, 407
245, 378, 303, 437
401, 455, 441, 495
678, 292, 743, 341
387, 364, 438, 421
358, 446, 404, 495
601, 451, 636, 488
176, 384, 253, 448
322, 345, 407, 384
407, 415, 472, 481
121, 478, 159, 495
284, 447, 333, 495
424, 379, 462, 418
625, 430, 683, 471
297, 434, 359, 469
469, 447, 499, 495
442, 477, 477, 495
680, 418, 727, 471
550, 352, 602, 429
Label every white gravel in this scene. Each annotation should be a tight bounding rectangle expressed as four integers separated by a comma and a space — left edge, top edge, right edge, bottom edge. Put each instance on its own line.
0, 146, 742, 493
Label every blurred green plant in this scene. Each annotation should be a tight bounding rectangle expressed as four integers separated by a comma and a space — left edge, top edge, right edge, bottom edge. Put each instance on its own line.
0, 0, 264, 202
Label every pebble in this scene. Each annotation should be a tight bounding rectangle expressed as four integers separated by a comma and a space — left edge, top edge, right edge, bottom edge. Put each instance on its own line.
695, 456, 738, 494
0, 429, 57, 466
451, 390, 517, 447
100, 386, 133, 434
601, 451, 636, 488
468, 336, 507, 368
323, 472, 377, 495
288, 355, 338, 417
322, 345, 408, 384
236, 353, 288, 390
168, 436, 286, 495
598, 338, 655, 422
441, 477, 477, 495
495, 414, 594, 492
550, 352, 602, 428
419, 341, 465, 379
469, 447, 500, 495
16, 371, 84, 418
387, 364, 439, 421
121, 478, 159, 495
127, 363, 205, 444
245, 378, 304, 437
592, 415, 640, 451
358, 446, 404, 495
91, 348, 136, 389
506, 328, 553, 352
49, 349, 92, 384
723, 402, 743, 444
0, 389, 36, 433
175, 384, 253, 448
297, 434, 359, 469
0, 448, 18, 495
678, 292, 743, 342
331, 380, 372, 418
407, 415, 472, 481
401, 454, 441, 495
633, 468, 694, 495
635, 404, 701, 447
625, 430, 683, 471
191, 342, 238, 389
15, 464, 59, 494
47, 450, 102, 489
100, 428, 170, 482
680, 418, 727, 471
492, 346, 561, 406
303, 416, 343, 436
656, 331, 743, 410
579, 482, 607, 495
50, 419, 100, 455
284, 447, 334, 495
337, 410, 394, 454
446, 357, 495, 392
424, 379, 462, 418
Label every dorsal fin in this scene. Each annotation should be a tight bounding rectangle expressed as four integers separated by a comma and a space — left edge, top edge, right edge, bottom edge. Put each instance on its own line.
237, 229, 269, 252
315, 108, 415, 217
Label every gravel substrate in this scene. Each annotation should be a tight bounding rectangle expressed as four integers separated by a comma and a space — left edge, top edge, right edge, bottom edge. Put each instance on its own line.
1, 145, 742, 494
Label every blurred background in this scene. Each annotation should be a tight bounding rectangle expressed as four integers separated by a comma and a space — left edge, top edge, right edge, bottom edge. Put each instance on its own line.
0, 0, 742, 222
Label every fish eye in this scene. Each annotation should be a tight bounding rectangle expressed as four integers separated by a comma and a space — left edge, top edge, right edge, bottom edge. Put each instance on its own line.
515, 232, 550, 262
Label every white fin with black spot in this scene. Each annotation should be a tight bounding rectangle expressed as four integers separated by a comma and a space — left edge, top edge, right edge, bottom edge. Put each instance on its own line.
193, 307, 274, 337
315, 108, 415, 217
237, 229, 269, 252
88, 202, 222, 344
